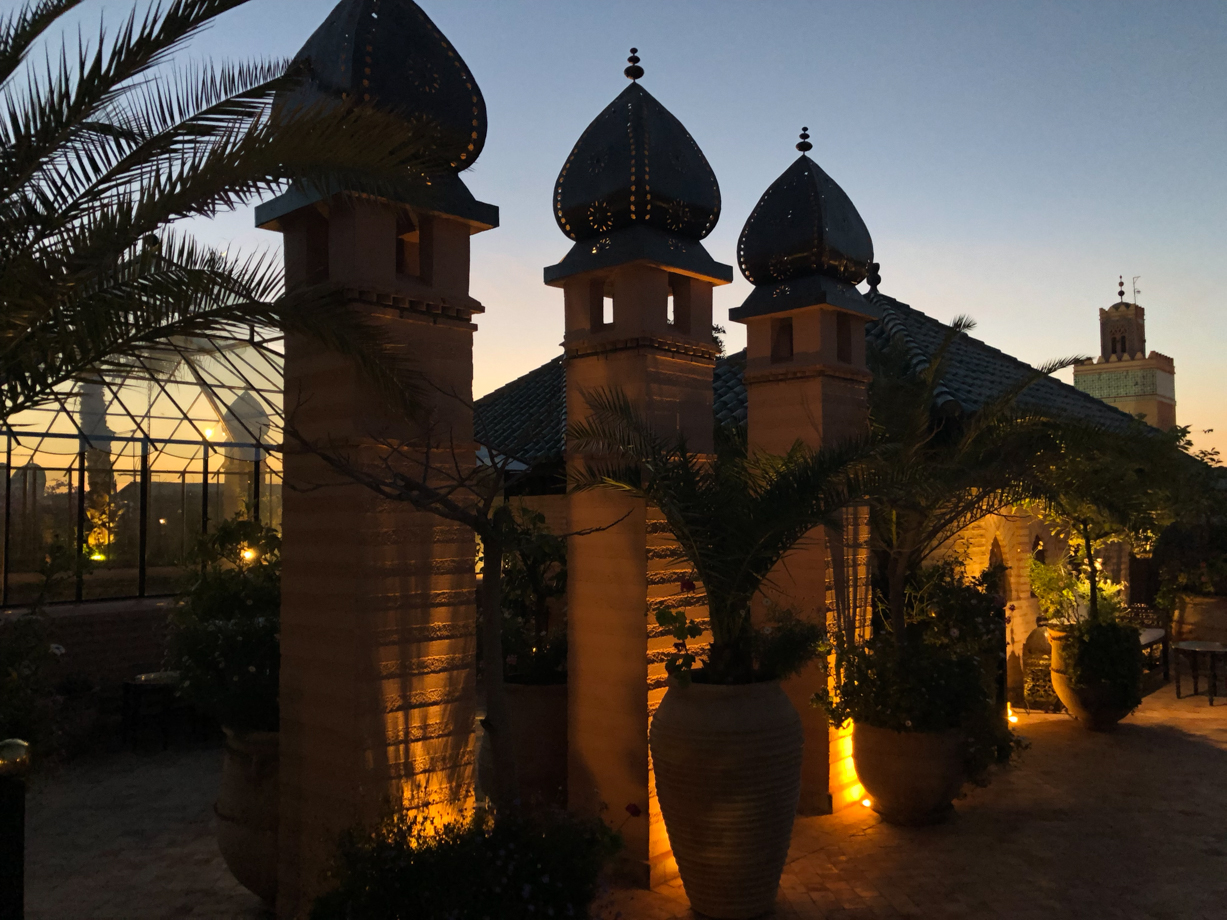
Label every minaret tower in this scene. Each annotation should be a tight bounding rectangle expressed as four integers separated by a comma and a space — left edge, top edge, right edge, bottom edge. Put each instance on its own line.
1073, 277, 1176, 429
546, 50, 732, 886
255, 2, 496, 915
731, 129, 878, 814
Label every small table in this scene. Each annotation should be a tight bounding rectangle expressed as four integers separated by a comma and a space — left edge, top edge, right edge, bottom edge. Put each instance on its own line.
1173, 642, 1227, 705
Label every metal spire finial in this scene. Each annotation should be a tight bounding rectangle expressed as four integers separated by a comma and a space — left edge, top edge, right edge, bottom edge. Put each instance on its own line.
796, 126, 813, 153
624, 48, 644, 81
1118, 275, 1125, 302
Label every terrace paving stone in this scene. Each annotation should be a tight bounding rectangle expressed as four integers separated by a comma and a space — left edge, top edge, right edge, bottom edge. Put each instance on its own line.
20, 682, 1227, 919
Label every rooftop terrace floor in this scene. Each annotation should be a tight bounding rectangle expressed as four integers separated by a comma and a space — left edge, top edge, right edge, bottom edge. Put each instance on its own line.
23, 682, 1227, 919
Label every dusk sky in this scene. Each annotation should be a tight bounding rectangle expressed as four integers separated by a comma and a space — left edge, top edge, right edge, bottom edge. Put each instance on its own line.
70, 0, 1227, 454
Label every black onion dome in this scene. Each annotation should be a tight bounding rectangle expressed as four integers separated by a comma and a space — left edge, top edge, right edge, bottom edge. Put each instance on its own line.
291, 0, 486, 170
554, 83, 720, 242
738, 155, 873, 286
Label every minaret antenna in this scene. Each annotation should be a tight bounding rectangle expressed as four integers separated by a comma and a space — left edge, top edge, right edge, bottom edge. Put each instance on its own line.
1132, 275, 1142, 304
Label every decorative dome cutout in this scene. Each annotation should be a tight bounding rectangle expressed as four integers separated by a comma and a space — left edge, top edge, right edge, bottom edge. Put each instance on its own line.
553, 82, 721, 242
738, 150, 873, 287
290, 0, 486, 170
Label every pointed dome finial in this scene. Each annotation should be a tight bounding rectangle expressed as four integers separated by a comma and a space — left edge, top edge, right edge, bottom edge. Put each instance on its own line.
624, 48, 644, 81
1118, 275, 1125, 302
796, 127, 812, 153
867, 262, 881, 290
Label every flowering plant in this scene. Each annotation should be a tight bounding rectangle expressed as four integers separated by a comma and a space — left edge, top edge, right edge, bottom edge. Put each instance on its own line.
167, 512, 280, 733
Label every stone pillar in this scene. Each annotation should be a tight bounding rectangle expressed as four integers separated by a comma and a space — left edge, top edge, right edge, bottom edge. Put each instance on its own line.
553, 262, 726, 887
260, 189, 496, 917
736, 303, 871, 814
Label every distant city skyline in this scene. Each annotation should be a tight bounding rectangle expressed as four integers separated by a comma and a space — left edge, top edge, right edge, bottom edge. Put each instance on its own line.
69, 0, 1227, 455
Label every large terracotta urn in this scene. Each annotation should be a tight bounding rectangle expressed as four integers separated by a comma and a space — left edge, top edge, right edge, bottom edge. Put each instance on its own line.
504, 680, 567, 809
852, 724, 964, 825
215, 728, 279, 904
649, 680, 802, 920
1047, 626, 1135, 732
1173, 594, 1227, 644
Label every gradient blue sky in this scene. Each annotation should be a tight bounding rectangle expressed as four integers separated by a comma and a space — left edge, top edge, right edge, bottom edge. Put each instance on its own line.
69, 1, 1227, 452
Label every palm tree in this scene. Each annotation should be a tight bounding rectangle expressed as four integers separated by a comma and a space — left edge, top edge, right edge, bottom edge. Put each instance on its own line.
865, 316, 1076, 641
1, 0, 446, 424
568, 389, 870, 684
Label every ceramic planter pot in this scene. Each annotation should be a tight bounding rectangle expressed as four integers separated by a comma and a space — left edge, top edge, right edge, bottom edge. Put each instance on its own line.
852, 723, 964, 825
216, 728, 278, 904
1173, 594, 1227, 644
649, 680, 802, 920
1047, 627, 1135, 732
504, 680, 567, 808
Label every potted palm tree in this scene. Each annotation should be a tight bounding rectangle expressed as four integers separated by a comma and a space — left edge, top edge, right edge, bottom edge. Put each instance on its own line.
168, 513, 281, 904
829, 317, 1064, 823
570, 391, 863, 920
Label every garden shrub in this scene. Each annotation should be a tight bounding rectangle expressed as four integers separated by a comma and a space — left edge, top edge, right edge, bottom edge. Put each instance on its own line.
167, 512, 280, 733
310, 808, 621, 920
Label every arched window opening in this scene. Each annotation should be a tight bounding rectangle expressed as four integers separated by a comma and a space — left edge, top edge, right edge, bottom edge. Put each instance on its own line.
988, 537, 1011, 602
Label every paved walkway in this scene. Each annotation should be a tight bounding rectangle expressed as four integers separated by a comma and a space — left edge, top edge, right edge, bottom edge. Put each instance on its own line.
22, 683, 1227, 919
25, 746, 266, 920
605, 683, 1227, 920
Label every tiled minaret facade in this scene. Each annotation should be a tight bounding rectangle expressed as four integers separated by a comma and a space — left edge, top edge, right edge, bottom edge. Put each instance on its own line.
256, 3, 497, 915
547, 54, 733, 886
1074, 278, 1176, 430
730, 130, 878, 814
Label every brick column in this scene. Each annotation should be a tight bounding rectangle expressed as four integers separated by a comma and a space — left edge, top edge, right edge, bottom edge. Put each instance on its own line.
735, 303, 872, 814
551, 259, 728, 887
260, 189, 496, 917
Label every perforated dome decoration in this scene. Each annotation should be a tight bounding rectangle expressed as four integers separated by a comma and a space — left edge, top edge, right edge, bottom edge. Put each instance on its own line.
738, 155, 873, 286
289, 0, 486, 170
554, 83, 720, 242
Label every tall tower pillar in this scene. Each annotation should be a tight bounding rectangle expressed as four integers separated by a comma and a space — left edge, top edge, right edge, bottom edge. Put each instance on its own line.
255, 4, 497, 916
730, 130, 879, 814
547, 54, 733, 887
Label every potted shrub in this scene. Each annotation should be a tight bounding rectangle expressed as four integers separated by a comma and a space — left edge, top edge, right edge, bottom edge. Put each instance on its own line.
498, 508, 568, 808
167, 512, 280, 904
1030, 557, 1143, 730
1154, 520, 1227, 644
570, 392, 856, 920
815, 562, 1016, 825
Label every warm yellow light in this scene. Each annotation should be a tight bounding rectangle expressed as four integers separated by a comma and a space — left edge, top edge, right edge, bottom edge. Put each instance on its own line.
1007, 703, 1019, 724
158, 518, 167, 525
241, 548, 256, 561
861, 798, 872, 808
204, 428, 214, 439
89, 552, 105, 561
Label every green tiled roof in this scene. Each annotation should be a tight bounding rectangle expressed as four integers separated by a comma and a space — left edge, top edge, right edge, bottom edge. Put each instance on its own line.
474, 290, 1135, 464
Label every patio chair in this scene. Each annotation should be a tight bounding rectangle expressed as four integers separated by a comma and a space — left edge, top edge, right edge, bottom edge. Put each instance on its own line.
1117, 604, 1170, 681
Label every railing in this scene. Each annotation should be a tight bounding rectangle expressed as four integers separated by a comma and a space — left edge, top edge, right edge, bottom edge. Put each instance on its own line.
1, 431, 281, 608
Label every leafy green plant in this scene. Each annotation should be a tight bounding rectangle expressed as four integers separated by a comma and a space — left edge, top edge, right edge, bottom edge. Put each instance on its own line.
497, 507, 567, 685
167, 511, 280, 733
815, 562, 1019, 781
654, 604, 825, 685
0, 535, 78, 745
570, 390, 868, 684
310, 808, 621, 920
1028, 557, 1122, 624
1153, 519, 1227, 604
